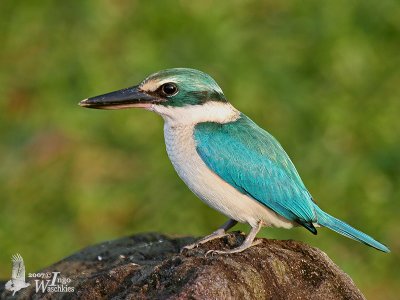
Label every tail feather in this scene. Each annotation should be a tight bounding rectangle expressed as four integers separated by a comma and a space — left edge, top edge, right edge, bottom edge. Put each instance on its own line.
315, 207, 390, 253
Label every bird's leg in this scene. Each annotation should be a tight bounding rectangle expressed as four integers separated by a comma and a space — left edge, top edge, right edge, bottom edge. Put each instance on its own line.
206, 220, 263, 255
182, 219, 238, 251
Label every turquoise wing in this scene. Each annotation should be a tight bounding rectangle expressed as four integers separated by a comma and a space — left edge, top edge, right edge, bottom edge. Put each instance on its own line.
194, 114, 318, 232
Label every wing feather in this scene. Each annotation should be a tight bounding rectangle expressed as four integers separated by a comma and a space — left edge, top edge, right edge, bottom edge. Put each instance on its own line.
194, 114, 317, 228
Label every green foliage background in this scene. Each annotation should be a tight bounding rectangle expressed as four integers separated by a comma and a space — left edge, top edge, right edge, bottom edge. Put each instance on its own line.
0, 1, 399, 298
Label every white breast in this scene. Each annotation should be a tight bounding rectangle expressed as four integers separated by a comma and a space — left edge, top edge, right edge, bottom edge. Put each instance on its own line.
163, 123, 294, 229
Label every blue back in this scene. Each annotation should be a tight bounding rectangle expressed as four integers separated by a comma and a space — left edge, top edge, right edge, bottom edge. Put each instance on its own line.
194, 114, 318, 230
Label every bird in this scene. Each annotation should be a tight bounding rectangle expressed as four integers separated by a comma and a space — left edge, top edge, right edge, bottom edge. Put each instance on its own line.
80, 68, 390, 254
5, 254, 30, 296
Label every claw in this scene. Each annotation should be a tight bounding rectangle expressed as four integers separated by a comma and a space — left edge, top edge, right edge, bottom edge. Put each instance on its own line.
253, 239, 262, 246
205, 250, 218, 257
180, 243, 199, 253
180, 219, 238, 254
205, 239, 262, 256
204, 223, 264, 257
184, 220, 263, 256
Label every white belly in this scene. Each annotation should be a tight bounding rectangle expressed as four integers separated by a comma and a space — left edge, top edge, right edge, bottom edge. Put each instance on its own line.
163, 124, 295, 229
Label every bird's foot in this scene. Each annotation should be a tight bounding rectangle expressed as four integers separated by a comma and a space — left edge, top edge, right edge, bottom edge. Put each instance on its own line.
205, 239, 262, 257
181, 242, 200, 252
180, 219, 238, 253
181, 231, 229, 253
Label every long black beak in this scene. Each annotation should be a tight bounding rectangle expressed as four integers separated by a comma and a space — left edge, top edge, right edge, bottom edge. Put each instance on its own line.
79, 85, 162, 109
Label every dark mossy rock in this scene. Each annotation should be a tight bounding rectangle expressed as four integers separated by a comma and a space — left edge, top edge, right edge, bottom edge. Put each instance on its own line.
0, 232, 365, 300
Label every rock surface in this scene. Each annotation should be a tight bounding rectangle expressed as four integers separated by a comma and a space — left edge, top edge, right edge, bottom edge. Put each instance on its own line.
0, 232, 365, 299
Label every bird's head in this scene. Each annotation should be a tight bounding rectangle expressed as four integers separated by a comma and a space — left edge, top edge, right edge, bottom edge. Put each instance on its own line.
80, 68, 239, 125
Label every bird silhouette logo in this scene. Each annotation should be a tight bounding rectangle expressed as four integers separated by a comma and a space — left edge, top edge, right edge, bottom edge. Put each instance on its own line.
4, 254, 30, 296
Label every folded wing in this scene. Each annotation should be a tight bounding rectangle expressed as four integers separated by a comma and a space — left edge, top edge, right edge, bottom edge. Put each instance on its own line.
194, 114, 318, 232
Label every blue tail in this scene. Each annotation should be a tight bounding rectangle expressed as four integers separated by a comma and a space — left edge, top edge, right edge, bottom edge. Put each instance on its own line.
315, 207, 390, 253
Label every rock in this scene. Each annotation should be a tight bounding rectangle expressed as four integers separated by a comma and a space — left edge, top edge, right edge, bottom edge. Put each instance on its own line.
0, 232, 365, 299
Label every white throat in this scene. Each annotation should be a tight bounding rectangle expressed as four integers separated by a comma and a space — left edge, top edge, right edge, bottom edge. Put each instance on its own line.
148, 101, 240, 126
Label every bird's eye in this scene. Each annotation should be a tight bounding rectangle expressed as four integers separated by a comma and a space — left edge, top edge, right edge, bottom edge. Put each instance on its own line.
161, 83, 178, 96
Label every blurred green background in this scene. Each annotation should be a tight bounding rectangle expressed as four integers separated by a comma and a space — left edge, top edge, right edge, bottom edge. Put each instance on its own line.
0, 0, 399, 298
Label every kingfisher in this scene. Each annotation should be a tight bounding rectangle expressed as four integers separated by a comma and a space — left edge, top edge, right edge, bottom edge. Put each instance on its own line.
80, 68, 390, 254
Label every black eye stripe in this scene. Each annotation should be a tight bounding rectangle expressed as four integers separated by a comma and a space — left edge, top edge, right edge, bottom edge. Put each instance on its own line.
160, 83, 178, 96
